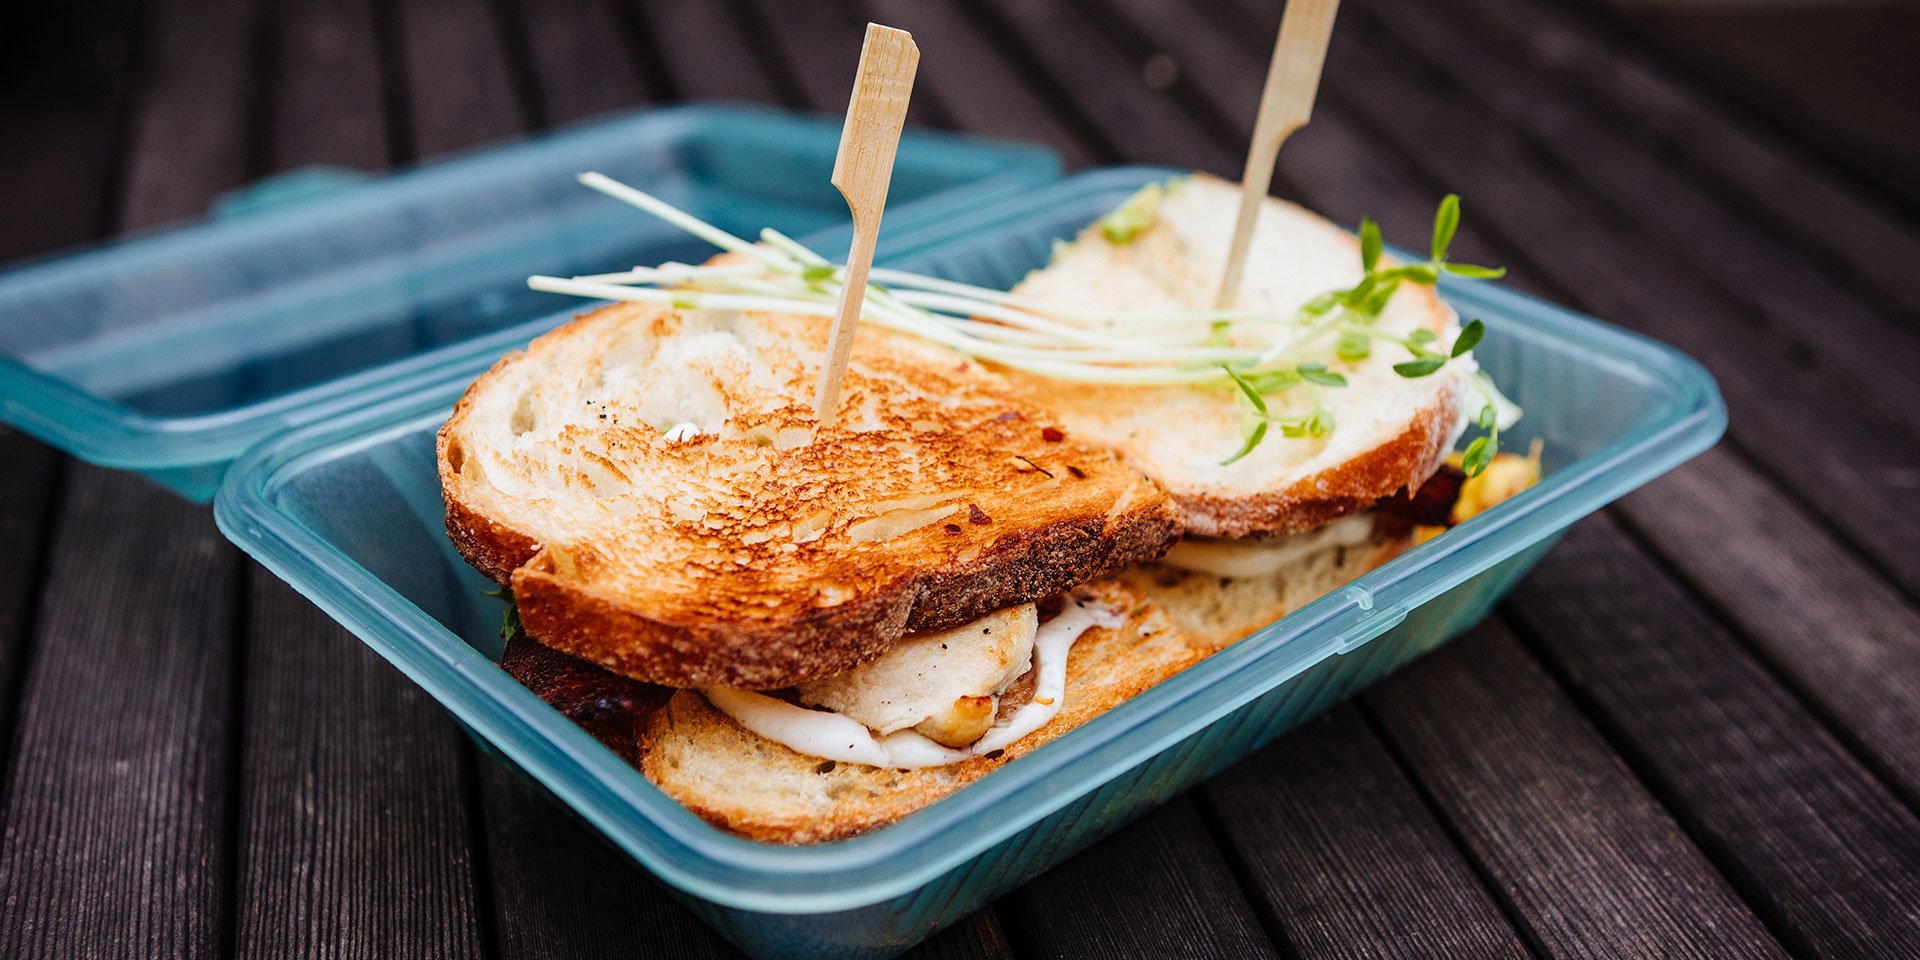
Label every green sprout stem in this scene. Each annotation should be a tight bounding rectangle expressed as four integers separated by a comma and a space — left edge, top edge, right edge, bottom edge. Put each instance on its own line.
536, 175, 1518, 475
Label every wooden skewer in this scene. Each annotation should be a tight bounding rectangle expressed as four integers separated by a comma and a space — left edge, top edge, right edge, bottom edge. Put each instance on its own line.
814, 23, 920, 426
1214, 0, 1342, 309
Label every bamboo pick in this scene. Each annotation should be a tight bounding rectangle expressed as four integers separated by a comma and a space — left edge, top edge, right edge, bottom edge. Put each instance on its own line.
1214, 0, 1342, 309
814, 23, 920, 425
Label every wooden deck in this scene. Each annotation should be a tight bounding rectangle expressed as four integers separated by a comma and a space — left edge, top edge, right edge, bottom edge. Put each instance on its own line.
3, 0, 1919, 957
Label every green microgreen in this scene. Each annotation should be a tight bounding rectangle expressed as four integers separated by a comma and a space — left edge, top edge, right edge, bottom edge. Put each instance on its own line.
1099, 181, 1167, 245
1360, 218, 1383, 274
484, 585, 522, 642
1297, 362, 1348, 387
1392, 357, 1446, 378
1432, 194, 1460, 262
1335, 331, 1372, 362
1452, 318, 1485, 357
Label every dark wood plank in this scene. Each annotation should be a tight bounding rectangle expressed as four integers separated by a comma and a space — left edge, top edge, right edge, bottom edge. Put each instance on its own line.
731, 0, 946, 129
393, 0, 529, 159
480, 762, 738, 959
1613, 447, 1920, 804
1365, 624, 1789, 960
0, 0, 128, 776
501, 0, 658, 125
235, 578, 485, 960
963, 0, 1239, 174
624, 0, 783, 103
1320, 16, 1920, 598
0, 3, 139, 262
1352, 0, 1920, 433
0, 434, 59, 761
858, 0, 1102, 168
1510, 513, 1920, 959
265, 0, 389, 170
1202, 706, 1530, 960
114, 0, 258, 224
1444, 0, 1920, 320
999, 796, 1283, 960
481, 761, 1010, 960
0, 0, 257, 954
0, 468, 239, 959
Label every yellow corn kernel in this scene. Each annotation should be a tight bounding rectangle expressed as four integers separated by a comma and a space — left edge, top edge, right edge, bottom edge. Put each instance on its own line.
1452, 439, 1544, 523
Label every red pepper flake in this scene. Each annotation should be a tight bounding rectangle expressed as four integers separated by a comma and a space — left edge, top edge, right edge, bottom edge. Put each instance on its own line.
944, 523, 963, 535
1066, 464, 1086, 479
968, 504, 992, 525
995, 410, 1022, 422
1041, 426, 1064, 442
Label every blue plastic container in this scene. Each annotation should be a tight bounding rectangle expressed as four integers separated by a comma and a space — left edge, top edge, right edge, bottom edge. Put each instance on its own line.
0, 105, 1059, 500
212, 167, 1725, 959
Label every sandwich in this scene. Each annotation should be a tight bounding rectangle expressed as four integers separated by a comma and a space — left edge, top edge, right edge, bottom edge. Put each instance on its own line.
444, 173, 1536, 843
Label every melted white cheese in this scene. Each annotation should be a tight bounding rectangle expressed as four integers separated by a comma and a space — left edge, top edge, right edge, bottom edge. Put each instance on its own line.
703, 599, 1123, 770
796, 604, 1037, 741
1160, 514, 1377, 578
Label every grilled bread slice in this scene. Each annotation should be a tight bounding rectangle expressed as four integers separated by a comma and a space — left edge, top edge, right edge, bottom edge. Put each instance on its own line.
440, 301, 1180, 690
1007, 173, 1467, 538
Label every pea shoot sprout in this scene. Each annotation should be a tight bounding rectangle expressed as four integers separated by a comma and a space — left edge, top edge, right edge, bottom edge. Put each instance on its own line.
528, 173, 1519, 475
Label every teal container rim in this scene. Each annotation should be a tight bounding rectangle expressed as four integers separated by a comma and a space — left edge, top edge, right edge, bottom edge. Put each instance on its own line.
213, 167, 1726, 914
0, 103, 1060, 494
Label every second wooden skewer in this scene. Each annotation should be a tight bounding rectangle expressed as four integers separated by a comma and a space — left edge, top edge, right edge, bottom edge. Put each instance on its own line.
1215, 0, 1342, 310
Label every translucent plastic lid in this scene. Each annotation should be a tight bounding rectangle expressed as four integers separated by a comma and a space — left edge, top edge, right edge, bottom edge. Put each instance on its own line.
0, 104, 1059, 500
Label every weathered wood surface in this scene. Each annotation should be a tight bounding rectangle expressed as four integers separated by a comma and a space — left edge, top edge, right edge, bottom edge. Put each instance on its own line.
1, 0, 1916, 957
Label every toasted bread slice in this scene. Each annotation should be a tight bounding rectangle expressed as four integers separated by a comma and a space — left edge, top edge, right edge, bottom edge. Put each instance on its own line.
441, 301, 1180, 689
637, 580, 1206, 844
1007, 174, 1466, 537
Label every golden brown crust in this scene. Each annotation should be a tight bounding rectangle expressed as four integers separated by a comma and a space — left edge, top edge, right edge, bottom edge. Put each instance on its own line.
437, 348, 539, 585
